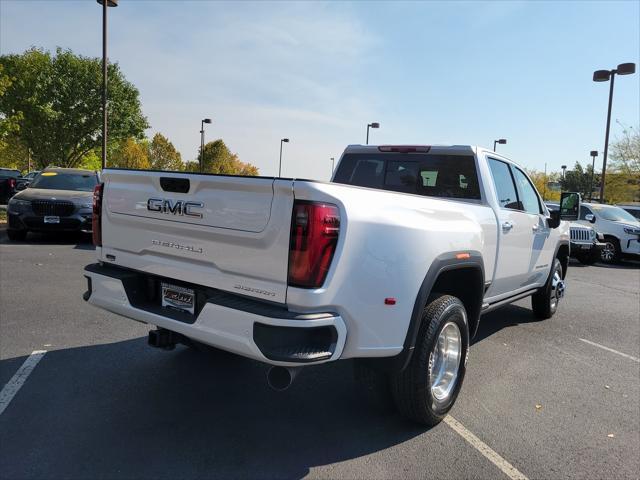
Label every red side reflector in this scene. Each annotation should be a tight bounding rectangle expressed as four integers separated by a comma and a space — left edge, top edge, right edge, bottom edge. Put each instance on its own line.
378, 145, 431, 153
288, 201, 340, 288
92, 183, 104, 247
456, 252, 470, 260
384, 298, 396, 305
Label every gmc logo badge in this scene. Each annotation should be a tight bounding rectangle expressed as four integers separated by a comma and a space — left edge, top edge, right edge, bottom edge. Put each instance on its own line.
147, 198, 204, 218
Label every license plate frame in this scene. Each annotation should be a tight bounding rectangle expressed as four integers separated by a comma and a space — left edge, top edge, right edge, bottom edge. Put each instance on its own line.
44, 216, 60, 224
161, 282, 195, 315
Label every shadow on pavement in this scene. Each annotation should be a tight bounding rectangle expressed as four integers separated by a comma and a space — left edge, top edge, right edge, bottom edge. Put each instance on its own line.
0, 339, 425, 479
473, 304, 541, 345
0, 228, 94, 250
568, 258, 640, 270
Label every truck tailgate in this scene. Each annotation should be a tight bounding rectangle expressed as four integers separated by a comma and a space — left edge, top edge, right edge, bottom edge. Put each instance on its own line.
100, 170, 294, 303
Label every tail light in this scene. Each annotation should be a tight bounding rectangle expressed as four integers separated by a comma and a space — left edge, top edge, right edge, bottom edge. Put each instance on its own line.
288, 201, 340, 288
92, 183, 104, 246
8, 178, 16, 190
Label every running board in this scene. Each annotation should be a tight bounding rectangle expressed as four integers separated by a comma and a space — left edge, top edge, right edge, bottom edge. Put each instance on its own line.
481, 289, 538, 315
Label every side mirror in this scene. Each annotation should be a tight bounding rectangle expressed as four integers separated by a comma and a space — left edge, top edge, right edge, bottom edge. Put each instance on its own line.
15, 182, 27, 191
559, 191, 580, 221
585, 213, 596, 223
547, 210, 560, 229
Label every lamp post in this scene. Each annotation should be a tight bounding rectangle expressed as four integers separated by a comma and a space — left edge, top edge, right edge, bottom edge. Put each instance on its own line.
561, 165, 567, 180
493, 138, 507, 151
97, 0, 118, 170
366, 122, 380, 145
593, 62, 636, 202
589, 150, 598, 202
279, 138, 289, 177
330, 157, 335, 176
200, 118, 212, 172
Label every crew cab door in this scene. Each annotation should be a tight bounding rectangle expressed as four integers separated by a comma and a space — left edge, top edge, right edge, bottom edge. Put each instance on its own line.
485, 158, 553, 297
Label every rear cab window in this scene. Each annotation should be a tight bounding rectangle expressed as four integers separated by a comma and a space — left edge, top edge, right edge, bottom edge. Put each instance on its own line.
333, 153, 481, 200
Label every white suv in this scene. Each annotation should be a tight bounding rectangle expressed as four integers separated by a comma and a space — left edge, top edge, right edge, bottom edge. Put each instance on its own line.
578, 203, 640, 262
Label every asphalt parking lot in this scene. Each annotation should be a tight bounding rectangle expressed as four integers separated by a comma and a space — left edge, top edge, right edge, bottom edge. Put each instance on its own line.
1, 230, 639, 480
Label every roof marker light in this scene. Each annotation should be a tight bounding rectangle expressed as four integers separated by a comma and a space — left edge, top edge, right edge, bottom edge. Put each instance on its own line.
378, 145, 431, 153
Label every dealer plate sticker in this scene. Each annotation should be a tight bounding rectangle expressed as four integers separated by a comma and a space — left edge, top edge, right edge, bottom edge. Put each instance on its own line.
161, 283, 195, 315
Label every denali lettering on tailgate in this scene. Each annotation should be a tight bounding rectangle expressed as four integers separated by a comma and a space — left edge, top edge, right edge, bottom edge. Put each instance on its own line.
147, 198, 204, 218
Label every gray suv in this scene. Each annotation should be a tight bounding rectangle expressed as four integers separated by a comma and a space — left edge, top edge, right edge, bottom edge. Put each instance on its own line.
7, 168, 99, 241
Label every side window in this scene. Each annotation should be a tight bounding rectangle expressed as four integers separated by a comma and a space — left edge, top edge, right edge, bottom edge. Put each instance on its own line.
488, 158, 519, 209
512, 167, 542, 214
579, 205, 593, 220
334, 158, 384, 189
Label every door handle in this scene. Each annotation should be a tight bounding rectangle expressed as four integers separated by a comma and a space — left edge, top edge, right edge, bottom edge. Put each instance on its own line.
502, 221, 513, 232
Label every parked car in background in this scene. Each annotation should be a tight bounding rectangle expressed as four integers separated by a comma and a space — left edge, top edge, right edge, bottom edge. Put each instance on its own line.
578, 203, 640, 263
84, 144, 578, 426
0, 168, 21, 204
6, 168, 100, 241
617, 203, 640, 221
546, 202, 604, 265
15, 170, 41, 191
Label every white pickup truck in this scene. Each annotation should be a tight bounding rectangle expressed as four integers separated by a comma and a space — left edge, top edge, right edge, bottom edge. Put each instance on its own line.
84, 144, 579, 426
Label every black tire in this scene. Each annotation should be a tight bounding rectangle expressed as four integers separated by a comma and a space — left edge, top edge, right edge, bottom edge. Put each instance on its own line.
600, 237, 621, 264
531, 258, 564, 319
390, 294, 469, 426
577, 252, 597, 265
7, 229, 27, 241
353, 360, 393, 412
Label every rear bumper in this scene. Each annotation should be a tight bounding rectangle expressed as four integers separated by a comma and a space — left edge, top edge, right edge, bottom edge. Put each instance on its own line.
83, 263, 346, 367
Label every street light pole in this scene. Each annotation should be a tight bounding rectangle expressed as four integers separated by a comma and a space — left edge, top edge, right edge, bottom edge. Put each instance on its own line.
593, 62, 636, 202
279, 138, 289, 177
199, 118, 212, 173
97, 0, 118, 170
588, 150, 598, 202
366, 122, 380, 145
330, 157, 335, 177
600, 73, 615, 202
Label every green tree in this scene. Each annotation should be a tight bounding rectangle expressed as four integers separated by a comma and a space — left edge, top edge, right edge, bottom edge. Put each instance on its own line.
561, 162, 598, 199
109, 138, 150, 170
0, 47, 148, 169
610, 126, 640, 175
0, 136, 29, 171
149, 133, 183, 171
190, 139, 259, 175
0, 64, 23, 150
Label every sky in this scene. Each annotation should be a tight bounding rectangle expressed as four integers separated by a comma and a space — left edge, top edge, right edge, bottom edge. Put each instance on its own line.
1, 0, 639, 180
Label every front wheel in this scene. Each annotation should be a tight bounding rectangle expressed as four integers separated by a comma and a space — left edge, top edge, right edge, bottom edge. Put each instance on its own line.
600, 238, 620, 264
7, 229, 27, 241
391, 295, 469, 426
531, 258, 564, 319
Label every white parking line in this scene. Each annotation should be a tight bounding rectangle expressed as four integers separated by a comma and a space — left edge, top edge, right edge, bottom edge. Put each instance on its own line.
445, 416, 529, 480
0, 350, 47, 416
579, 338, 640, 363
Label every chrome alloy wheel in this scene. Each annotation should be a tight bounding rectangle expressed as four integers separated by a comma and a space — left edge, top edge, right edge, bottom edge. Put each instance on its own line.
550, 268, 565, 310
601, 242, 616, 262
429, 321, 462, 402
